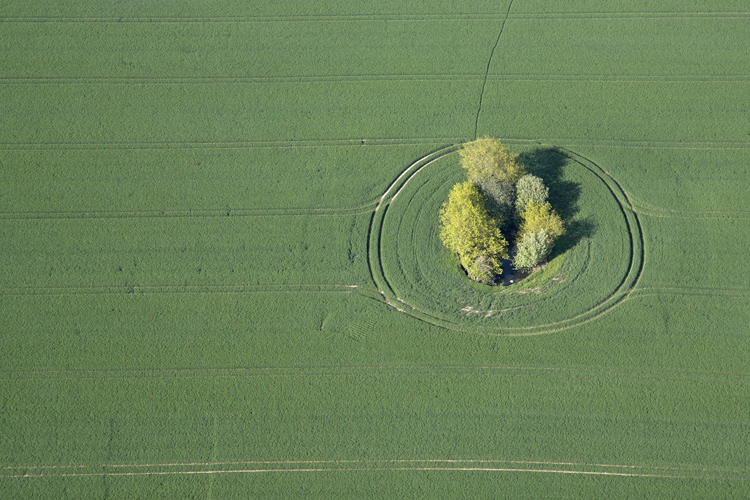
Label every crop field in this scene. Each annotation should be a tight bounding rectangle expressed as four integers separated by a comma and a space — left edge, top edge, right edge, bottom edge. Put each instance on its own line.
1, 0, 749, 498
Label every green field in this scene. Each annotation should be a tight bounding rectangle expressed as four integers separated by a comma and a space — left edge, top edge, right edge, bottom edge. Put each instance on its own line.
1, 1, 749, 498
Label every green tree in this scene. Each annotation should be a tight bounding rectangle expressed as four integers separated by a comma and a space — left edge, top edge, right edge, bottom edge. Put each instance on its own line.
518, 200, 564, 241
459, 137, 525, 186
475, 176, 515, 230
513, 229, 551, 270
515, 174, 549, 216
439, 182, 509, 283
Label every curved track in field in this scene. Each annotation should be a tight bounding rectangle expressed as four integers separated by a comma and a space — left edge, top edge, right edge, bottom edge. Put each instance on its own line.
364, 142, 644, 335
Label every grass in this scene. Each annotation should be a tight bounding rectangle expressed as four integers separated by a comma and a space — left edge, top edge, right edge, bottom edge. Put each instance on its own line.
1, 0, 749, 498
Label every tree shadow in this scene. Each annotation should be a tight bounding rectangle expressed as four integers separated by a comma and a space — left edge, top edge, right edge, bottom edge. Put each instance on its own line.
517, 147, 596, 255
552, 216, 597, 256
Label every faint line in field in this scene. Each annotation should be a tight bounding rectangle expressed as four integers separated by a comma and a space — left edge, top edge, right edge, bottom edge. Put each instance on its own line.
630, 200, 750, 216
0, 202, 377, 220
488, 74, 750, 83
507, 11, 750, 20
518, 137, 750, 149
3, 363, 748, 384
632, 206, 750, 220
2, 466, 744, 481
4, 74, 750, 85
629, 286, 750, 300
0, 137, 465, 151
3, 458, 747, 477
0, 283, 364, 297
0, 14, 508, 23
474, 0, 514, 138
0, 75, 484, 84
2, 137, 748, 152
1, 11, 748, 22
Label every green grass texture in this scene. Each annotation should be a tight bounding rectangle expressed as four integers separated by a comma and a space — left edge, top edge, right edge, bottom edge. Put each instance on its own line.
1, 0, 749, 498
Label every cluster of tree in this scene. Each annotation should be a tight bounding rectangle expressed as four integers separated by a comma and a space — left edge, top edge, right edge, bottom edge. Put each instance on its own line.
439, 138, 564, 284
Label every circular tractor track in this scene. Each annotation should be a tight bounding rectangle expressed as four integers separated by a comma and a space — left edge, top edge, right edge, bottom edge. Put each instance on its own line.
365, 142, 643, 335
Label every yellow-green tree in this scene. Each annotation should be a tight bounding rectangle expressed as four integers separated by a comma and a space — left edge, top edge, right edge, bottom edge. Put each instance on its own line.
513, 229, 552, 270
459, 137, 525, 186
518, 200, 564, 241
439, 182, 508, 283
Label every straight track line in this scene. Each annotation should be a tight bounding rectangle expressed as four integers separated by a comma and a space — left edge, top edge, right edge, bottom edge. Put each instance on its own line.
630, 286, 750, 300
2, 363, 747, 384
2, 137, 748, 151
2, 466, 744, 481
0, 14, 508, 23
0, 283, 363, 297
1, 12, 748, 22
506, 11, 750, 19
0, 203, 377, 220
0, 137, 465, 151
3, 458, 747, 476
3, 74, 750, 85
0, 75, 485, 84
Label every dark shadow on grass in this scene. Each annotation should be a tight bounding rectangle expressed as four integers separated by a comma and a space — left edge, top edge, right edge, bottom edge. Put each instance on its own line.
552, 216, 597, 256
518, 147, 579, 220
517, 147, 596, 255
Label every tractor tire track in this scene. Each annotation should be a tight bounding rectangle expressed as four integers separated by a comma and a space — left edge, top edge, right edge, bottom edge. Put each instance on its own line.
2, 11, 748, 23
3, 74, 750, 85
2, 362, 748, 384
0, 283, 366, 297
1, 458, 746, 481
0, 202, 377, 221
368, 142, 644, 335
474, 0, 514, 139
2, 137, 749, 151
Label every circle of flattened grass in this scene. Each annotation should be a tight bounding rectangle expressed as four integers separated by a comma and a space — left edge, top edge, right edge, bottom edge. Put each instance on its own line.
375, 146, 641, 335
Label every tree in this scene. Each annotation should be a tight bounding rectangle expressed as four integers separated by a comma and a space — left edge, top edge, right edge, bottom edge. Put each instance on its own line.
518, 200, 564, 242
513, 229, 551, 270
440, 138, 567, 285
515, 174, 549, 216
459, 137, 525, 186
475, 176, 515, 230
466, 254, 496, 285
439, 182, 509, 283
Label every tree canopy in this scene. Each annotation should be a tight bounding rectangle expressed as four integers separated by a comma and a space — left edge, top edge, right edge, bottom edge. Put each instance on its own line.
515, 173, 549, 215
459, 137, 525, 186
513, 229, 551, 270
440, 139, 566, 284
439, 181, 508, 283
518, 200, 564, 241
